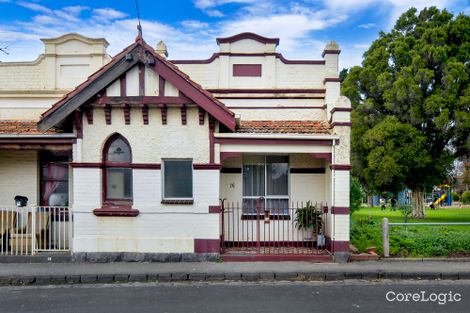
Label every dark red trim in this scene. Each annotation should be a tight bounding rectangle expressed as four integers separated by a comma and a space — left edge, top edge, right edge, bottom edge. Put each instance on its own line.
161, 107, 167, 125
331, 240, 349, 252
102, 134, 133, 204
214, 138, 333, 146
208, 88, 325, 94
96, 96, 191, 106
181, 106, 187, 125
323, 77, 341, 84
233, 64, 262, 77
227, 106, 325, 109
221, 96, 325, 100
84, 105, 93, 124
120, 75, 126, 97
73, 111, 83, 139
329, 164, 352, 171
216, 32, 279, 45
141, 104, 149, 125
153, 58, 236, 131
331, 206, 350, 214
159, 76, 165, 96
0, 138, 76, 145
104, 105, 112, 125
311, 153, 332, 163
330, 107, 352, 114
138, 63, 145, 96
130, 163, 161, 169
194, 239, 220, 253
209, 116, 215, 164
193, 164, 222, 170
220, 152, 243, 163
330, 122, 352, 128
198, 107, 205, 125
71, 162, 161, 169
171, 52, 325, 65
93, 205, 139, 217
123, 104, 131, 125
71, 162, 102, 168
208, 205, 221, 213
161, 199, 194, 205
221, 254, 332, 262
322, 49, 341, 57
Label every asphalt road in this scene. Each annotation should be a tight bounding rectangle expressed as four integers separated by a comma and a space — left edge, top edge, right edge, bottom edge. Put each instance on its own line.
0, 280, 469, 313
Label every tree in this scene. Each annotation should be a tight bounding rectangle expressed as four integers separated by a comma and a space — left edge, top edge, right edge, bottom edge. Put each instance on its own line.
350, 175, 365, 214
343, 7, 470, 218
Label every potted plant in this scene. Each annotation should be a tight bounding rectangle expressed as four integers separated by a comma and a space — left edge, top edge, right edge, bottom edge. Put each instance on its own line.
295, 201, 323, 241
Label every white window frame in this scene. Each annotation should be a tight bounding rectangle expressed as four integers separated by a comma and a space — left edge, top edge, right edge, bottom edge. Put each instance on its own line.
162, 158, 194, 200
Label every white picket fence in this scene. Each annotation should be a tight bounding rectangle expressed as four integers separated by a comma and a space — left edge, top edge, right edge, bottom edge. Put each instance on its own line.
0, 206, 71, 255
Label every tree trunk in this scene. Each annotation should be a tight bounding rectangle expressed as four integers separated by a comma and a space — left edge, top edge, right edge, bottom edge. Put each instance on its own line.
412, 189, 426, 219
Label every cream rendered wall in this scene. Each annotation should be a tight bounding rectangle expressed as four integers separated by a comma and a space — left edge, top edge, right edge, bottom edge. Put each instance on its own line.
175, 61, 219, 89
0, 150, 38, 206
73, 105, 220, 253
80, 107, 210, 163
232, 108, 325, 121
72, 168, 220, 253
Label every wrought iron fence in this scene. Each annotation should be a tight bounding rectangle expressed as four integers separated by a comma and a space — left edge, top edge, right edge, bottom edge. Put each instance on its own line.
221, 199, 328, 255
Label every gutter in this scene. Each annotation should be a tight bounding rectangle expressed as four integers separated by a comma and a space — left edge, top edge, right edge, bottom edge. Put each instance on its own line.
214, 133, 340, 140
0, 134, 76, 138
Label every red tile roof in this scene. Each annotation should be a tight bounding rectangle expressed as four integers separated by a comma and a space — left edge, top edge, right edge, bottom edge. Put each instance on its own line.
0, 120, 63, 135
238, 120, 330, 134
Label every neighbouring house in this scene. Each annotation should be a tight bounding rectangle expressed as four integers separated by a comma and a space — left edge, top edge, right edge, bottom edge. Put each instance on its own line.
0, 31, 351, 262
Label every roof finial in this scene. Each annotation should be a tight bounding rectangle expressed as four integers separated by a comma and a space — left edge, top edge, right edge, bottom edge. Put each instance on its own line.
134, 0, 143, 42
155, 40, 168, 58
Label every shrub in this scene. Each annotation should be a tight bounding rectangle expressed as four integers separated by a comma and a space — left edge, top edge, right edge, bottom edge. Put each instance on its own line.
350, 176, 364, 214
462, 191, 470, 204
452, 192, 460, 202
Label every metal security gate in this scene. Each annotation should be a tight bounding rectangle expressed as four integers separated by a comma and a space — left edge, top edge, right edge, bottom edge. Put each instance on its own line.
221, 199, 330, 260
0, 206, 71, 256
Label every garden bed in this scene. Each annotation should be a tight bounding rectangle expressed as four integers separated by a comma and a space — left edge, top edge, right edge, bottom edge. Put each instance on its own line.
351, 206, 470, 257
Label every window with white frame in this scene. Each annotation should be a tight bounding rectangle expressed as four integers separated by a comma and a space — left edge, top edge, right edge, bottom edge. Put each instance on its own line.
242, 155, 289, 215
163, 159, 193, 199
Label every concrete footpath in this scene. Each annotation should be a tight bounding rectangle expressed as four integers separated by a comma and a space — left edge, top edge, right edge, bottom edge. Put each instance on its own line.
1, 259, 470, 286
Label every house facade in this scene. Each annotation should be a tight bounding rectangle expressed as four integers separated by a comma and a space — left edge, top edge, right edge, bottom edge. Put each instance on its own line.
0, 32, 351, 262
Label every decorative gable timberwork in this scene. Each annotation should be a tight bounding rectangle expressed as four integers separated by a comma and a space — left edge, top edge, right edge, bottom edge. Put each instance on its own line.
38, 37, 236, 132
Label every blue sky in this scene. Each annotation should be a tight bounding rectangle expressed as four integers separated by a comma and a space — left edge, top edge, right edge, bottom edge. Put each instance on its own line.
0, 0, 468, 68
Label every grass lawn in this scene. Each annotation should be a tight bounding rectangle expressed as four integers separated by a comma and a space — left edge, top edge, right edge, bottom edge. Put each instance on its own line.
350, 206, 470, 257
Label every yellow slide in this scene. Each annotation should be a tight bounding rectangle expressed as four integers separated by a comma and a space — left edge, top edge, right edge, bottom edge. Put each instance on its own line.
434, 194, 446, 206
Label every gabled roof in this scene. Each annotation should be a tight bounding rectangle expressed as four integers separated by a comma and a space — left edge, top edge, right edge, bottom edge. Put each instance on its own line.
0, 120, 63, 135
238, 120, 331, 134
38, 37, 236, 131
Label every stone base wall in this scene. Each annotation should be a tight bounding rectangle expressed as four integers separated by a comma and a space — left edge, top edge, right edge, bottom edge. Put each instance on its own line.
72, 252, 219, 263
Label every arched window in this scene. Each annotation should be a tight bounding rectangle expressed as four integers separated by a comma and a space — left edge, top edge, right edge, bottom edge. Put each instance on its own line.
103, 134, 133, 204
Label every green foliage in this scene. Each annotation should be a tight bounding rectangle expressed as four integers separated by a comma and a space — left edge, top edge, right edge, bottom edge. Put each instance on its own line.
343, 7, 470, 196
294, 201, 323, 233
397, 205, 413, 222
452, 192, 460, 202
462, 191, 470, 204
350, 175, 364, 214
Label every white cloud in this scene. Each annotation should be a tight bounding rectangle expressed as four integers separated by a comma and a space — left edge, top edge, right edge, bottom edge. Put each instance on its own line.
206, 9, 225, 17
17, 1, 52, 14
92, 8, 127, 20
181, 20, 209, 29
193, 0, 256, 9
358, 23, 376, 29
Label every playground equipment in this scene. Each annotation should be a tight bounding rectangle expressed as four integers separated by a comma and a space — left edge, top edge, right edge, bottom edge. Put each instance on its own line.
430, 184, 452, 208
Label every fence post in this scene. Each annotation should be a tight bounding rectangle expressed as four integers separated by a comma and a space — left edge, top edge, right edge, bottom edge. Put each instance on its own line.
382, 217, 389, 258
